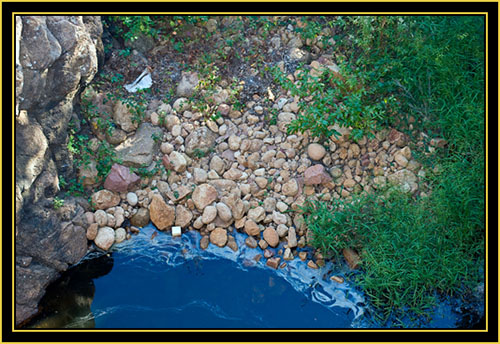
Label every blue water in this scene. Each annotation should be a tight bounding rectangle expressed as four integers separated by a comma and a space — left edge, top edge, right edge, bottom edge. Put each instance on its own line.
27, 224, 474, 329
89, 225, 364, 328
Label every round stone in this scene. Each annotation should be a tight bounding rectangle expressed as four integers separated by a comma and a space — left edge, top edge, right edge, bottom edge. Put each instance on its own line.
307, 143, 326, 160
94, 226, 115, 251
127, 192, 138, 206
115, 227, 127, 243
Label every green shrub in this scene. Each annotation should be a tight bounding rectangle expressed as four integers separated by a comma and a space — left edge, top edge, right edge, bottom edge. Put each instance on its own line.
300, 188, 484, 326
298, 15, 485, 326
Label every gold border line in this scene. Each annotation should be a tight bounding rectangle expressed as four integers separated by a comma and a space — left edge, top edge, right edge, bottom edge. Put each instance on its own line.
10, 12, 490, 335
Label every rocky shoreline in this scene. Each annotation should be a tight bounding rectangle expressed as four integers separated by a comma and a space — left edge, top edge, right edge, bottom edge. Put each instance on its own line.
15, 15, 451, 327
80, 86, 424, 274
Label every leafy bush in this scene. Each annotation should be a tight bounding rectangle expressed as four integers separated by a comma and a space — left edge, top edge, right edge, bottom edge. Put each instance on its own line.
272, 62, 395, 141
298, 15, 485, 326
107, 16, 161, 42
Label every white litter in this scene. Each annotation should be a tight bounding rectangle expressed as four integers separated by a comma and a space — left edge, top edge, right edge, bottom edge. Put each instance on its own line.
124, 68, 152, 93
171, 226, 182, 237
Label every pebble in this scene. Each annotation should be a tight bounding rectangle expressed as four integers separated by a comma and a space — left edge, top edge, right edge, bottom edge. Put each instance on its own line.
115, 227, 127, 243
330, 276, 344, 284
307, 143, 326, 160
127, 192, 138, 206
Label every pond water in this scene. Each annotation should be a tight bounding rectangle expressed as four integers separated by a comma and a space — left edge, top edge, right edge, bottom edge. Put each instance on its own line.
25, 224, 475, 329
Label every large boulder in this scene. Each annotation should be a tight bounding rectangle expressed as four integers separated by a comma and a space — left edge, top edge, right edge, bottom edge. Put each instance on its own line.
115, 123, 163, 167
15, 15, 104, 326
15, 199, 88, 326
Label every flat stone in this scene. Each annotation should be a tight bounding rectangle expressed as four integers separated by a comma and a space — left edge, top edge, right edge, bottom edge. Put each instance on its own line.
116, 123, 162, 168
192, 184, 218, 211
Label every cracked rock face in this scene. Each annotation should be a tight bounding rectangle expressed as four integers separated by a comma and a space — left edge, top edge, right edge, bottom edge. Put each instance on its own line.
15, 15, 104, 326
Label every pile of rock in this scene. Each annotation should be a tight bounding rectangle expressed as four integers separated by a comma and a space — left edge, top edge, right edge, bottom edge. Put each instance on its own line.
81, 55, 427, 273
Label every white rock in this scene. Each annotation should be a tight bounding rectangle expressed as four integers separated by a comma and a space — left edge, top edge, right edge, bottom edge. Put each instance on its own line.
115, 227, 127, 243
94, 210, 107, 227
276, 201, 289, 212
94, 226, 115, 250
127, 192, 138, 206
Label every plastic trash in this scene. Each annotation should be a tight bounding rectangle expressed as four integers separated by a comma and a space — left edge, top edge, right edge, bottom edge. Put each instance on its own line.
124, 67, 152, 93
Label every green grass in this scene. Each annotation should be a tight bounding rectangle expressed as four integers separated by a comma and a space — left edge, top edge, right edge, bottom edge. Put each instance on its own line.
297, 15, 485, 326
300, 187, 484, 325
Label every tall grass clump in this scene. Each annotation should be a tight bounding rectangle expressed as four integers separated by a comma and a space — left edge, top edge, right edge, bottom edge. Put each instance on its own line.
300, 16, 485, 326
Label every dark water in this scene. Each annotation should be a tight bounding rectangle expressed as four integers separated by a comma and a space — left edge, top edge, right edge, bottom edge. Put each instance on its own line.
26, 224, 476, 329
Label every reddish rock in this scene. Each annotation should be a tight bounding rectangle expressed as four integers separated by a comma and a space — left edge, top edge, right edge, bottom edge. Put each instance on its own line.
343, 248, 361, 269
266, 257, 281, 269
387, 128, 406, 146
162, 155, 173, 170
103, 163, 140, 193
304, 164, 332, 185
149, 194, 175, 230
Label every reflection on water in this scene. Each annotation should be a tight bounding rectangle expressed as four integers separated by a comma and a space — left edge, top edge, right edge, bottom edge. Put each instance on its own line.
25, 253, 113, 328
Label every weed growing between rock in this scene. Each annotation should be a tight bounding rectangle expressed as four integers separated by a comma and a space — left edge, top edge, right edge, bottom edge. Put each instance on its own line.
59, 15, 485, 328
